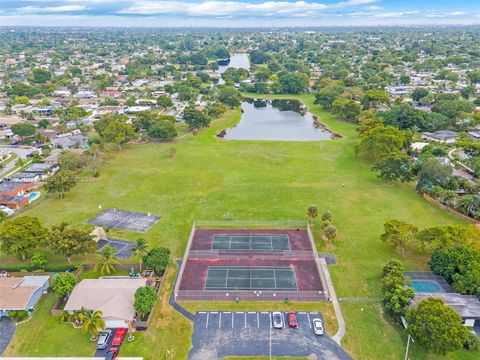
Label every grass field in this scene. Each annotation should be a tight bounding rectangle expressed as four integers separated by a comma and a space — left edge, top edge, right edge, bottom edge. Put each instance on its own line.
4, 93, 478, 360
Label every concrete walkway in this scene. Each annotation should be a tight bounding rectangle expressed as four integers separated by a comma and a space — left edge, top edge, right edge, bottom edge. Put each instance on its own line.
318, 258, 346, 345
169, 260, 195, 322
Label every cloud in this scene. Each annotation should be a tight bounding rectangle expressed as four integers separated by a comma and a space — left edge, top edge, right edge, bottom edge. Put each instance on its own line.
17, 5, 89, 13
373, 11, 419, 18
118, 1, 330, 17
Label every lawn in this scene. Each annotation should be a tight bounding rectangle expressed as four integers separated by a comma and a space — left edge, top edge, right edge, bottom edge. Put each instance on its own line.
5, 93, 476, 359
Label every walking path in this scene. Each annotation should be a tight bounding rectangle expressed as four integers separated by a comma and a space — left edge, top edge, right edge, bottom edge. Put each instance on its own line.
318, 257, 346, 345
169, 260, 195, 322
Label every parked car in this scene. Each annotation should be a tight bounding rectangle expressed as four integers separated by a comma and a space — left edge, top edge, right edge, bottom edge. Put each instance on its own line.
312, 318, 324, 336
111, 328, 127, 346
287, 311, 298, 328
105, 347, 119, 360
272, 312, 284, 329
96, 329, 112, 350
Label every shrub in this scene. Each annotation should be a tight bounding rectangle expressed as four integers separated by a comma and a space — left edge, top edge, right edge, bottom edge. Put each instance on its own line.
0, 263, 80, 273
465, 332, 480, 351
30, 252, 47, 270
16, 310, 28, 321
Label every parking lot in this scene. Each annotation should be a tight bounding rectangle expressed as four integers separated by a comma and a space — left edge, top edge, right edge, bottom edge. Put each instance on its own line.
189, 311, 352, 360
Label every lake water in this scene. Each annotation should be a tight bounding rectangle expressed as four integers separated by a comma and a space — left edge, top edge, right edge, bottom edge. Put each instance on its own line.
220, 99, 335, 142
218, 53, 251, 73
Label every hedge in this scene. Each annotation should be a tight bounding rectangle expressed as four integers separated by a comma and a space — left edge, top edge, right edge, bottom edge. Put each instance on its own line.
0, 263, 81, 273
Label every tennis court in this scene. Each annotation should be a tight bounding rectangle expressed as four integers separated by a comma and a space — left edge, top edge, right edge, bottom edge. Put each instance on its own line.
205, 266, 298, 291
212, 234, 291, 252
87, 208, 160, 233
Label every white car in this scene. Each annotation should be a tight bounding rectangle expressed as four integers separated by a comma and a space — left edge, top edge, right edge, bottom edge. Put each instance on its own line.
272, 312, 285, 329
312, 318, 324, 335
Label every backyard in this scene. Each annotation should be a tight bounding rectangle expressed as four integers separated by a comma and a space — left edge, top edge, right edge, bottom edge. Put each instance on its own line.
3, 93, 476, 359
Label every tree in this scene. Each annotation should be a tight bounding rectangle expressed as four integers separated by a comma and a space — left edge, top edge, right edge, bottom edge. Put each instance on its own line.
321, 210, 332, 222
31, 68, 52, 84
278, 73, 308, 94
156, 95, 173, 109
361, 89, 389, 109
48, 223, 96, 263
250, 50, 270, 64
314, 85, 345, 109
382, 259, 405, 277
332, 98, 361, 122
381, 284, 414, 319
432, 99, 475, 120
102, 120, 136, 149
133, 286, 156, 318
94, 245, 120, 276
83, 145, 106, 177
217, 87, 242, 108
429, 246, 480, 283
132, 238, 149, 272
307, 205, 318, 223
416, 224, 479, 253
372, 152, 414, 183
0, 216, 48, 260
183, 107, 211, 129
416, 157, 453, 192
44, 170, 78, 198
11, 123, 36, 137
356, 125, 406, 163
143, 247, 170, 274
380, 219, 418, 255
322, 224, 337, 245
53, 272, 78, 299
147, 120, 177, 140
452, 261, 480, 297
59, 151, 86, 172
411, 88, 429, 102
79, 310, 105, 340
406, 297, 468, 355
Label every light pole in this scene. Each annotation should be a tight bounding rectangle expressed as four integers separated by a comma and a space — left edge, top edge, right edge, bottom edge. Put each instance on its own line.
404, 334, 414, 360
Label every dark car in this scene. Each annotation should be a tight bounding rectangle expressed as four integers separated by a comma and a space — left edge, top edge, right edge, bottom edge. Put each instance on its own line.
96, 329, 113, 350
287, 311, 298, 328
111, 328, 127, 347
105, 347, 119, 360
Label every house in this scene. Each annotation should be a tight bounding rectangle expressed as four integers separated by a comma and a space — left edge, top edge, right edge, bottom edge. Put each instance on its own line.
44, 148, 86, 165
64, 278, 148, 328
0, 181, 32, 197
413, 292, 480, 328
421, 130, 458, 144
51, 134, 88, 149
0, 276, 50, 317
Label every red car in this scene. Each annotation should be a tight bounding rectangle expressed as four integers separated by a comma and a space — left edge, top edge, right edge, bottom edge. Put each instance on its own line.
287, 311, 298, 328
111, 328, 127, 346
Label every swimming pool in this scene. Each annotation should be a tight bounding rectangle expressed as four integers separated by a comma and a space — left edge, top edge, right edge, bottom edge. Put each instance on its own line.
411, 280, 444, 293
28, 192, 41, 202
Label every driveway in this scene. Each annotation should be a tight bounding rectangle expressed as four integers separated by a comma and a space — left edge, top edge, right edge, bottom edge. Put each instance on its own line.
0, 317, 15, 355
189, 311, 352, 360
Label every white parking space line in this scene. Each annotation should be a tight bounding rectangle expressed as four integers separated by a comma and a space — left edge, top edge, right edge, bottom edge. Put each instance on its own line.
219, 312, 222, 328
307, 313, 312, 328
206, 312, 209, 328
198, 311, 206, 314
244, 312, 247, 328
257, 312, 259, 328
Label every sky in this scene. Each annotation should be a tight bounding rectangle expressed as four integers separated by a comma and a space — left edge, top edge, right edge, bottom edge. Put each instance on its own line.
0, 0, 479, 27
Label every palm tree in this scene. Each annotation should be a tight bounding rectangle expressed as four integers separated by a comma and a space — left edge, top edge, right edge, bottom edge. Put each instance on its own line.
323, 224, 337, 246
132, 238, 149, 273
307, 205, 318, 224
79, 310, 105, 340
94, 245, 119, 276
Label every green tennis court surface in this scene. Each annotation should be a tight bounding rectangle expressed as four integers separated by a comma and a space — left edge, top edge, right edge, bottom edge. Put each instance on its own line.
205, 266, 297, 291
212, 234, 291, 252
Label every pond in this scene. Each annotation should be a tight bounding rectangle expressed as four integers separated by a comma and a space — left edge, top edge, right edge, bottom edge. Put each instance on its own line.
218, 53, 251, 73
219, 99, 336, 142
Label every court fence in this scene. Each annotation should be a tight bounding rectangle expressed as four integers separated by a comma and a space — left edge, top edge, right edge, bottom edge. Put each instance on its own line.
187, 249, 316, 260
195, 220, 309, 229
175, 290, 328, 302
